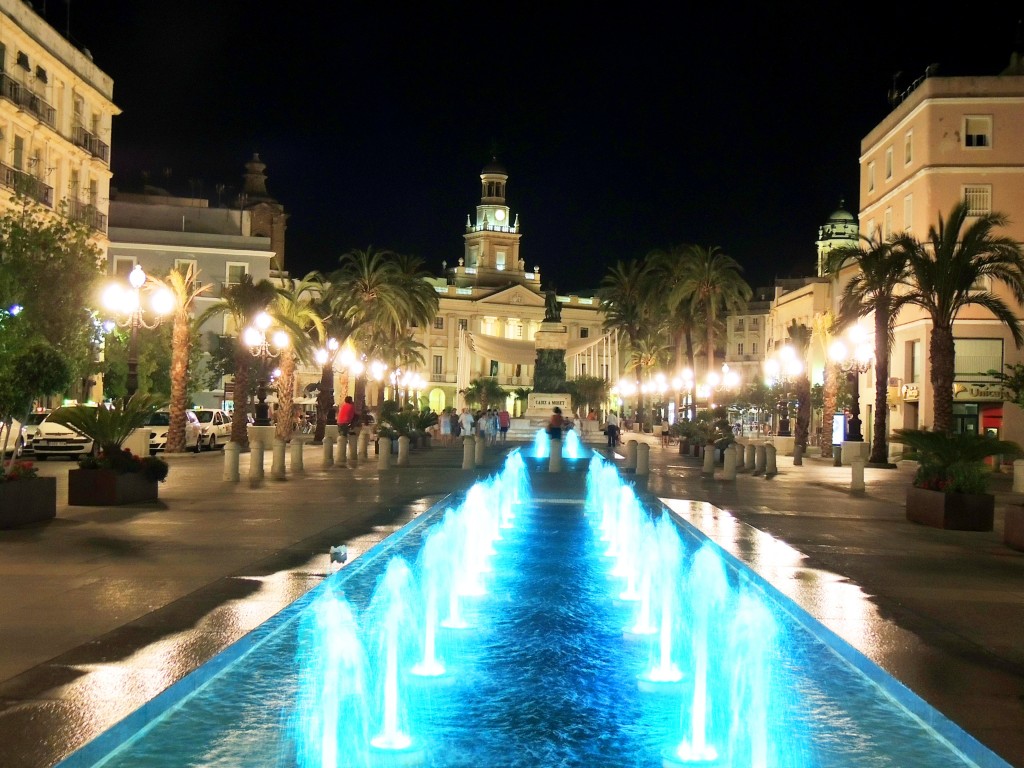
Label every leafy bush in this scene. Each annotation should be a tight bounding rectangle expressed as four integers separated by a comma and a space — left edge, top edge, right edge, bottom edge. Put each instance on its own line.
79, 447, 169, 482
894, 428, 1021, 494
49, 394, 164, 454
0, 460, 38, 483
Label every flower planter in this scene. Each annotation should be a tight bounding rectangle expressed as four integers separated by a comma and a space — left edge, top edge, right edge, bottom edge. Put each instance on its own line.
1004, 504, 1024, 552
0, 477, 57, 527
68, 468, 159, 506
905, 486, 994, 531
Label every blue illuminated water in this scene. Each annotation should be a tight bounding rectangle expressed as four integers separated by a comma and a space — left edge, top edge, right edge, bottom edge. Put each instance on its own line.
58, 450, 1010, 768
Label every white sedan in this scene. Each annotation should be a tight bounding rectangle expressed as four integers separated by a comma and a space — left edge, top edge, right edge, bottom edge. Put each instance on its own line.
147, 410, 202, 454
192, 408, 232, 450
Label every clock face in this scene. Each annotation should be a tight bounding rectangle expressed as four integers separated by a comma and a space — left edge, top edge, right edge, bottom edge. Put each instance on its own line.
495, 209, 506, 222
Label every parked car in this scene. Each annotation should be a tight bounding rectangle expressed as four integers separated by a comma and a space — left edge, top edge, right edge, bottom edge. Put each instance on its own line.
0, 418, 25, 457
32, 406, 97, 460
147, 410, 202, 454
20, 410, 52, 456
192, 408, 231, 450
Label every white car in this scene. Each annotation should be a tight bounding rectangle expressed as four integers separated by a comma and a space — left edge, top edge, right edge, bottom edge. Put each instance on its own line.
0, 418, 25, 457
192, 408, 232, 450
20, 410, 51, 456
147, 410, 202, 454
32, 406, 97, 460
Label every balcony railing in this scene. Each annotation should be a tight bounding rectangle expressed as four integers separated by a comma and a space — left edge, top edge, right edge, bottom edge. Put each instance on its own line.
0, 73, 56, 128
72, 125, 110, 164
0, 162, 53, 206
430, 373, 456, 383
66, 198, 108, 233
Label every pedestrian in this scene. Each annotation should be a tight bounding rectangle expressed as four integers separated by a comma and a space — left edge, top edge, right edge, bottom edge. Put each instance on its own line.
605, 410, 620, 448
498, 406, 511, 443
336, 396, 356, 438
546, 406, 564, 440
458, 407, 475, 439
450, 409, 461, 439
487, 408, 499, 445
440, 407, 452, 447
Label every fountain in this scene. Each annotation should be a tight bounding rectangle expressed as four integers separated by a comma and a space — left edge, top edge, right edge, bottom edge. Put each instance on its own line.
57, 452, 1014, 768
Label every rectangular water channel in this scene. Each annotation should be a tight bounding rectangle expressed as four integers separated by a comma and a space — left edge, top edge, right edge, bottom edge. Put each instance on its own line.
58, 455, 1011, 768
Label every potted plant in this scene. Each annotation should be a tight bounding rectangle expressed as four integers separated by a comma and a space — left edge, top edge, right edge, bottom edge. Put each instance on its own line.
49, 394, 169, 506
895, 428, 1021, 531
413, 408, 439, 448
0, 460, 56, 527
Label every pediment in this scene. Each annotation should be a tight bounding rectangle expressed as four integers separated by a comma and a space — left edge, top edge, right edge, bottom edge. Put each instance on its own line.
478, 284, 545, 307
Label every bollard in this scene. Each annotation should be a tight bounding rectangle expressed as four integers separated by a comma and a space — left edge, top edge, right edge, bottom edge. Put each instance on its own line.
1014, 459, 1024, 493
462, 435, 476, 469
722, 443, 738, 480
397, 435, 411, 466
754, 443, 766, 476
636, 443, 650, 476
794, 443, 804, 466
745, 442, 756, 472
223, 440, 241, 482
548, 438, 563, 473
348, 434, 358, 466
624, 440, 638, 471
322, 435, 335, 468
249, 439, 265, 485
475, 433, 486, 465
765, 443, 778, 477
702, 443, 715, 475
851, 457, 866, 493
271, 438, 287, 480
335, 437, 346, 466
377, 437, 392, 469
357, 428, 369, 460
290, 437, 305, 473
833, 444, 842, 467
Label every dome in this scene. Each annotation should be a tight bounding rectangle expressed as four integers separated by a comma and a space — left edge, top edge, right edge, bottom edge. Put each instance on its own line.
481, 157, 507, 176
828, 199, 855, 222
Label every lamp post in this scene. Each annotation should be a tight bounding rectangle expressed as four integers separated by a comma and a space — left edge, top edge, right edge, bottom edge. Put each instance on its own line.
829, 327, 875, 442
243, 312, 289, 427
764, 346, 802, 437
102, 265, 173, 397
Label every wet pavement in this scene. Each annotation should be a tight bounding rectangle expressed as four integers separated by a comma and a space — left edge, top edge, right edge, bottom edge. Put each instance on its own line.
0, 437, 1022, 768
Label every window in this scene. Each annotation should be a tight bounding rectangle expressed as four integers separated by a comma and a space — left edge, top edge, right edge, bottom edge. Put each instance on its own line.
16, 51, 29, 70
964, 116, 992, 148
174, 259, 198, 286
580, 327, 590, 339
867, 161, 876, 193
13, 136, 24, 170
489, 359, 499, 377
458, 318, 468, 331
750, 318, 759, 330
885, 147, 893, 180
904, 194, 913, 231
735, 319, 744, 332
737, 343, 744, 355
432, 355, 443, 375
904, 130, 913, 165
751, 342, 758, 355
113, 257, 136, 278
496, 251, 506, 270
883, 207, 893, 239
954, 338, 1002, 379
515, 324, 523, 339
433, 316, 444, 329
964, 185, 991, 216
34, 66, 47, 83
225, 262, 248, 286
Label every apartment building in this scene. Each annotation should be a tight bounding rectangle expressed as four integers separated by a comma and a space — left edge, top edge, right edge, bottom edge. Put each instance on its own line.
859, 53, 1024, 439
0, 0, 115, 241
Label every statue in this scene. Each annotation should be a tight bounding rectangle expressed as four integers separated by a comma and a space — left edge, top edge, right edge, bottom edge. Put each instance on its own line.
544, 289, 561, 322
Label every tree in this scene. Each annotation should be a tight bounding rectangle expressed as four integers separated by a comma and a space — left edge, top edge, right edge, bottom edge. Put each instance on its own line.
648, 246, 698, 417
511, 386, 532, 417
812, 311, 840, 458
269, 275, 323, 442
197, 275, 282, 447
786, 320, 813, 451
149, 264, 211, 453
565, 375, 608, 417
823, 231, 909, 463
895, 202, 1024, 433
599, 259, 658, 415
462, 376, 507, 412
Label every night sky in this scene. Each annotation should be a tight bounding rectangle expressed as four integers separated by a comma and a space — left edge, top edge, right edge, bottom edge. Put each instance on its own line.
44, 3, 1024, 293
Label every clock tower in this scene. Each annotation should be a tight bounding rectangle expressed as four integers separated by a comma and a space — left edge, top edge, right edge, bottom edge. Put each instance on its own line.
458, 158, 534, 290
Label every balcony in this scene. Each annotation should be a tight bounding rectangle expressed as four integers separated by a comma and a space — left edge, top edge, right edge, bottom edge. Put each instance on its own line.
0, 73, 56, 128
0, 162, 53, 206
429, 373, 456, 383
67, 198, 108, 233
72, 125, 110, 164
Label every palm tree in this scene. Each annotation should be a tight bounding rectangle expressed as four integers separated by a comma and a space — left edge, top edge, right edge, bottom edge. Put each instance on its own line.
823, 231, 909, 463
895, 202, 1024, 433
648, 245, 699, 416
670, 245, 752, 375
197, 274, 281, 447
511, 386, 532, 417
812, 311, 840, 458
270, 275, 323, 442
149, 264, 209, 453
462, 376, 507, 412
786, 320, 813, 451
598, 259, 658, 415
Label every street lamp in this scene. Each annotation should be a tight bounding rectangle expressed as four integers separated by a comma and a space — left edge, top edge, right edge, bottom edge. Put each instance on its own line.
243, 312, 289, 426
102, 265, 173, 397
764, 345, 802, 436
829, 326, 875, 442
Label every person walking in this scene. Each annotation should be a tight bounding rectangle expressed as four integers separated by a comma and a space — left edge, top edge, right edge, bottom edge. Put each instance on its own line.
605, 410, 620, 448
458, 407, 475, 440
498, 406, 511, 443
336, 396, 356, 438
440, 407, 452, 447
547, 406, 564, 441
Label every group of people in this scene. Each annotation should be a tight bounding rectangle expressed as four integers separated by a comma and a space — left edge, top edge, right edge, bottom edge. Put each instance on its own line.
438, 406, 511, 447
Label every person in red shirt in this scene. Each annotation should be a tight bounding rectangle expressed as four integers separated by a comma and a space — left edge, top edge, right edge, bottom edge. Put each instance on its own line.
547, 406, 564, 440
498, 407, 511, 443
336, 396, 356, 437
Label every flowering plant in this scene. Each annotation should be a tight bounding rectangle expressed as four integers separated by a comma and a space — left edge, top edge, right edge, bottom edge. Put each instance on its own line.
0, 460, 38, 483
895, 428, 1021, 495
79, 448, 169, 483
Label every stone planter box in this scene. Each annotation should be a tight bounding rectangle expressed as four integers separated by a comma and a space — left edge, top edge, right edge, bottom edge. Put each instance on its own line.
0, 477, 57, 527
1004, 504, 1024, 551
905, 486, 994, 531
68, 468, 158, 506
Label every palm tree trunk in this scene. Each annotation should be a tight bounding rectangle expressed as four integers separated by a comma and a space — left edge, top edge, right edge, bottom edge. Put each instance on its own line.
795, 376, 811, 449
165, 316, 191, 453
870, 308, 890, 463
313, 363, 333, 443
820, 363, 839, 458
275, 350, 297, 442
230, 346, 250, 448
930, 324, 956, 433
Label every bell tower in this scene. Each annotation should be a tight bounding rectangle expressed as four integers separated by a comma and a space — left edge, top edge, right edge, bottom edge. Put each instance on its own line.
458, 158, 534, 290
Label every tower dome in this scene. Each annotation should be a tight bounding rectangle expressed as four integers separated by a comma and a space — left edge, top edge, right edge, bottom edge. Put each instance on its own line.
481, 157, 507, 176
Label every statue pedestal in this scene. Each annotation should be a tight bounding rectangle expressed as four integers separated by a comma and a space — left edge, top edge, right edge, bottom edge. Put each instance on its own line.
525, 392, 571, 420
533, 321, 568, 394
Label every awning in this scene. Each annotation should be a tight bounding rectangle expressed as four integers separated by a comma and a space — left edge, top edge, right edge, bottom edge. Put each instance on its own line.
467, 331, 609, 364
